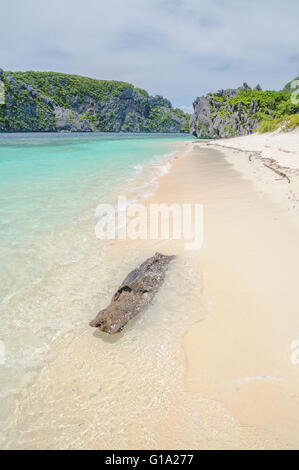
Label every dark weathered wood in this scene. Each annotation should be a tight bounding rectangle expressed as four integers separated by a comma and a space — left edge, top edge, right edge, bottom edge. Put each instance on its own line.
263, 163, 291, 183
89, 253, 175, 334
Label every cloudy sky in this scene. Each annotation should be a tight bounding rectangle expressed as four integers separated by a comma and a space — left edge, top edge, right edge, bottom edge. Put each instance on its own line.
0, 0, 298, 110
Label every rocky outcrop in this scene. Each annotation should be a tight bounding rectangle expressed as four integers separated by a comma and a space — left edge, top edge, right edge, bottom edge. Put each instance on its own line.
89, 253, 175, 334
0, 70, 189, 133
54, 107, 94, 132
0, 70, 56, 132
190, 83, 262, 139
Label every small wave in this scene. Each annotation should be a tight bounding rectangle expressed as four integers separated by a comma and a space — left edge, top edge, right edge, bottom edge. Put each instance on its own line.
132, 150, 179, 200
225, 375, 289, 390
130, 163, 144, 171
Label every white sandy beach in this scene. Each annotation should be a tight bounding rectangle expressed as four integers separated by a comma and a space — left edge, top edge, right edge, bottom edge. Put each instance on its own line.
203, 128, 299, 229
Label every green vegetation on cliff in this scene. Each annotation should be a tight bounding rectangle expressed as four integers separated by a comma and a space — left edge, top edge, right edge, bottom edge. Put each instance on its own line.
10, 71, 134, 108
0, 72, 57, 131
210, 88, 298, 122
0, 70, 189, 133
258, 114, 299, 133
190, 82, 299, 139
256, 78, 299, 133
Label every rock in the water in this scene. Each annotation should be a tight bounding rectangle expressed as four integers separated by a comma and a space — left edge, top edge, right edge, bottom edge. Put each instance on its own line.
89, 252, 175, 334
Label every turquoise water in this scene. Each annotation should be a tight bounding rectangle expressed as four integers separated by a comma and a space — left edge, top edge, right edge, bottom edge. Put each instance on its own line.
0, 133, 192, 302
0, 132, 193, 427
0, 133, 190, 242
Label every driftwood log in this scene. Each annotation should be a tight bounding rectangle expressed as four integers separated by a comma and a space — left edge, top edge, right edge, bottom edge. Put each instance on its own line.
263, 163, 291, 184
90, 252, 175, 334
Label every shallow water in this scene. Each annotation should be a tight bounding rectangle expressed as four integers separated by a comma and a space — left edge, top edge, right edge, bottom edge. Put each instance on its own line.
0, 133, 192, 303
0, 132, 194, 437
1, 250, 205, 449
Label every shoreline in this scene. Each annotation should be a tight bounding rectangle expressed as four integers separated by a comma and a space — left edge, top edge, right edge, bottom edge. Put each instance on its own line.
195, 129, 299, 232
2, 132, 299, 449
0, 140, 197, 450
146, 134, 299, 448
0, 136, 191, 449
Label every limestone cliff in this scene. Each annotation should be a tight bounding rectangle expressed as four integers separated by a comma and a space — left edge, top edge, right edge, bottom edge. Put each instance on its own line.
190, 83, 261, 139
189, 82, 297, 139
0, 70, 189, 133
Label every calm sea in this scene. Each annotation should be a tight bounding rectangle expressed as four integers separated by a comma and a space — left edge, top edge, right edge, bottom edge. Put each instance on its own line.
0, 132, 194, 431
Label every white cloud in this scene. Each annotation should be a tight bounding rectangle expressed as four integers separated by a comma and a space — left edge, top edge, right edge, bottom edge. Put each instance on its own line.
0, 0, 298, 108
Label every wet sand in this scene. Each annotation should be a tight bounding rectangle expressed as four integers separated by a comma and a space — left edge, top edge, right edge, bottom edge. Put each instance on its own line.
2, 143, 299, 449
154, 145, 299, 448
